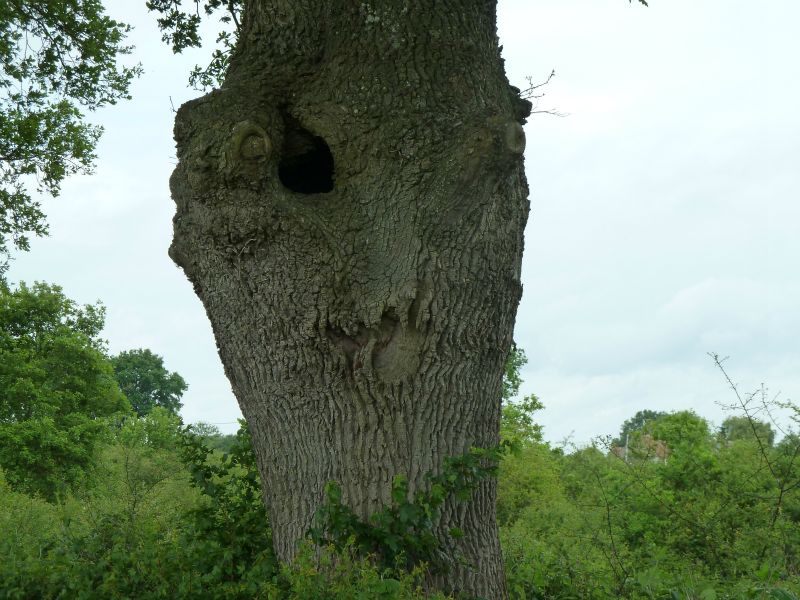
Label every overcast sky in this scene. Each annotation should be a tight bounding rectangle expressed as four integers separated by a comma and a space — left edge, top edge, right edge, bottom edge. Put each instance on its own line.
8, 0, 799, 444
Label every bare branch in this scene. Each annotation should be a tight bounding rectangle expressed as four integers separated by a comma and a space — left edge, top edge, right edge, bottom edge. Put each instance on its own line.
519, 70, 569, 118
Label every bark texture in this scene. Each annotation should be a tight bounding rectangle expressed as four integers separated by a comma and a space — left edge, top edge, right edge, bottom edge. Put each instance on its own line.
169, 2, 530, 597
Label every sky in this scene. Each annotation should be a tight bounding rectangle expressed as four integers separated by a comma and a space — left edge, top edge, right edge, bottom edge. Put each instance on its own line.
8, 0, 800, 445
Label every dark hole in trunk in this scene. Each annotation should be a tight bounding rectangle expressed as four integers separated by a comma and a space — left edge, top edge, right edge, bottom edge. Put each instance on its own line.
278, 120, 334, 194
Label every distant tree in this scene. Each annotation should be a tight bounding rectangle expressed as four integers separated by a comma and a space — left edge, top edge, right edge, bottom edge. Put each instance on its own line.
111, 349, 187, 417
641, 410, 718, 494
614, 409, 669, 446
188, 420, 237, 452
189, 421, 222, 438
0, 1, 140, 271
719, 415, 776, 446
0, 281, 129, 498
647, 410, 712, 450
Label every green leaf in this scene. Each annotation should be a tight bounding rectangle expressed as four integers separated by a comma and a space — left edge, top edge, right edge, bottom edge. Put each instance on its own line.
397, 504, 417, 525
756, 563, 772, 582
324, 481, 342, 504
391, 475, 408, 505
429, 483, 446, 504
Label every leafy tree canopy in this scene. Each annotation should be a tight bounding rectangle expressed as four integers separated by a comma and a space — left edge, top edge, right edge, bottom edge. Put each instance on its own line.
146, 0, 241, 90
0, 281, 128, 498
501, 345, 544, 447
189, 420, 237, 452
502, 344, 527, 401
111, 348, 187, 416
614, 408, 668, 446
188, 420, 222, 438
720, 415, 776, 447
0, 0, 140, 269
647, 410, 711, 450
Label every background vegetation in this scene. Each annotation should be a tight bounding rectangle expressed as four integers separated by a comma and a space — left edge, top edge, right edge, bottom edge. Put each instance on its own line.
1, 281, 798, 599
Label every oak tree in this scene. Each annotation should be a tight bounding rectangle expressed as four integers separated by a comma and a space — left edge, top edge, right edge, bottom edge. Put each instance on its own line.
154, 1, 648, 596
112, 348, 188, 417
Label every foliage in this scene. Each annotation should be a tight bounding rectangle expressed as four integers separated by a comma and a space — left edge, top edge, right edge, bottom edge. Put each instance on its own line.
189, 420, 223, 438
503, 344, 527, 401
0, 410, 197, 600
145, 0, 242, 90
0, 465, 445, 600
86, 408, 190, 525
499, 407, 800, 599
495, 352, 800, 599
502, 345, 544, 447
501, 394, 544, 447
111, 348, 187, 416
720, 415, 776, 446
0, 281, 128, 499
647, 409, 711, 449
176, 419, 278, 597
190, 420, 239, 452
261, 541, 450, 600
613, 409, 669, 447
497, 441, 562, 528
0, 415, 268, 600
497, 351, 556, 527
309, 444, 511, 575
0, 1, 140, 266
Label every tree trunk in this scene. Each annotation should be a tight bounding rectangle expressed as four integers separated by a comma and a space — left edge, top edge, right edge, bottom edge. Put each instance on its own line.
169, 1, 530, 597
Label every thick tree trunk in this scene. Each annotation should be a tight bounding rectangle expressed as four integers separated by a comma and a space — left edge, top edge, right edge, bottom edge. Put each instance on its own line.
169, 1, 529, 597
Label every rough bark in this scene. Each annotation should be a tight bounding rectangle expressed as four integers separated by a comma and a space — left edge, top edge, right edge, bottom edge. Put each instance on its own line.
169, 1, 530, 597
